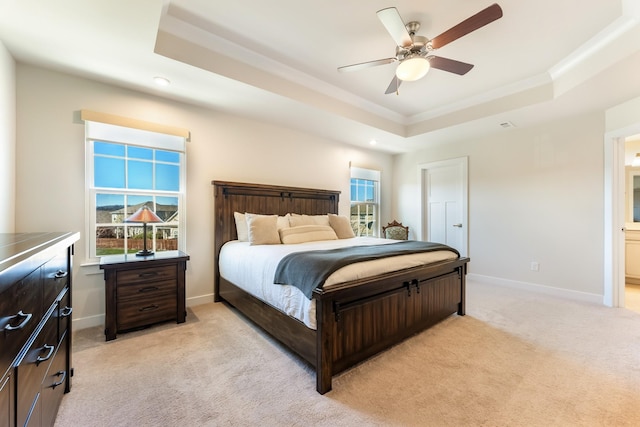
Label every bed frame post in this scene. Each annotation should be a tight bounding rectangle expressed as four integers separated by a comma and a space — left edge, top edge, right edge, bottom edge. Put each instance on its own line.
457, 264, 467, 315
315, 294, 333, 394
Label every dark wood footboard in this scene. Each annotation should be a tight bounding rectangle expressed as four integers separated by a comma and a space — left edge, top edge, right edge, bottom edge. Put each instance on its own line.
314, 258, 467, 393
212, 180, 469, 394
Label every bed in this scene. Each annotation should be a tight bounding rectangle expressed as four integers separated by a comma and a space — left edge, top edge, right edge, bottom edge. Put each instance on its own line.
212, 181, 469, 394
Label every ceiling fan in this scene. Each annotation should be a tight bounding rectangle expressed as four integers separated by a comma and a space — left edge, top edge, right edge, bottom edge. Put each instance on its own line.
337, 3, 503, 94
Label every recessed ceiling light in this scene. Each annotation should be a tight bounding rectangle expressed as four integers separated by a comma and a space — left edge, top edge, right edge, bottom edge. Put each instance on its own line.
153, 76, 170, 86
369, 139, 377, 146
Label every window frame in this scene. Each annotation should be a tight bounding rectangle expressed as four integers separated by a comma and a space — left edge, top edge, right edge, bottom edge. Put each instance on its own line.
350, 167, 381, 237
84, 121, 186, 262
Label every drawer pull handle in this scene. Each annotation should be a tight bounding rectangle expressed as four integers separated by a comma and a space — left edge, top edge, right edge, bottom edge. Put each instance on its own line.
54, 270, 68, 279
139, 304, 159, 312
138, 272, 159, 278
51, 370, 67, 389
138, 286, 159, 293
4, 310, 32, 332
61, 306, 73, 318
36, 344, 55, 365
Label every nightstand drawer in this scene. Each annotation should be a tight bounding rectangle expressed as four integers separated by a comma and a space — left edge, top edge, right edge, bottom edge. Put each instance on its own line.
117, 293, 177, 331
117, 279, 176, 301
100, 251, 189, 340
116, 264, 176, 285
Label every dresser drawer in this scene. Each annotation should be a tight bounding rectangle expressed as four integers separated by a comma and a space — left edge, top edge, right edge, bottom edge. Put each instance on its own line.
16, 306, 58, 427
0, 268, 42, 376
117, 293, 177, 331
117, 279, 176, 301
116, 264, 176, 285
0, 372, 13, 427
40, 333, 68, 425
42, 253, 69, 307
56, 288, 72, 344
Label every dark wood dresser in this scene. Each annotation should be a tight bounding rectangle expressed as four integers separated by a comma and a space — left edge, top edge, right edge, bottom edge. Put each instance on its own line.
0, 232, 79, 427
99, 251, 189, 341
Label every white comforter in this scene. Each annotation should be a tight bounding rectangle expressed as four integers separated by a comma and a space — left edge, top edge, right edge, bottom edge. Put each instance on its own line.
218, 237, 458, 329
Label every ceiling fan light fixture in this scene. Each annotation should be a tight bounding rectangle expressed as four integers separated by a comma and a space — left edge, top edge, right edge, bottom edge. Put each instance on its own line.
395, 55, 430, 81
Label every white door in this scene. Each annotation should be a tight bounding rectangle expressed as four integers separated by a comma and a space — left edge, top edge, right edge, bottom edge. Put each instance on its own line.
420, 157, 468, 257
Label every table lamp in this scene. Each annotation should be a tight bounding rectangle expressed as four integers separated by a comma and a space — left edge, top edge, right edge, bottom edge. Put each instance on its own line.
124, 205, 163, 256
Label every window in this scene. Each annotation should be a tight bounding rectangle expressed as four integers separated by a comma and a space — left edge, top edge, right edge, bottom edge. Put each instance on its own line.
350, 167, 380, 237
85, 120, 186, 260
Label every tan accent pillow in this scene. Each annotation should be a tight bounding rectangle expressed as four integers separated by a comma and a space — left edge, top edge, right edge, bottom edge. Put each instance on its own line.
279, 225, 338, 244
234, 212, 248, 241
246, 214, 281, 245
328, 213, 355, 239
288, 214, 330, 227
277, 214, 291, 231
236, 212, 289, 242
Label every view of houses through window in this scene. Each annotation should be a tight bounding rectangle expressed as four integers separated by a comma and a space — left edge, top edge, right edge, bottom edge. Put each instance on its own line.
95, 195, 179, 256
350, 167, 380, 237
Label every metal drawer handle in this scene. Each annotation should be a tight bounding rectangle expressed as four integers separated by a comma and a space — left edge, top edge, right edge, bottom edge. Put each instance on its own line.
51, 370, 67, 389
36, 344, 55, 365
138, 286, 159, 293
4, 310, 32, 332
138, 272, 159, 278
60, 306, 73, 318
139, 304, 159, 312
54, 270, 68, 279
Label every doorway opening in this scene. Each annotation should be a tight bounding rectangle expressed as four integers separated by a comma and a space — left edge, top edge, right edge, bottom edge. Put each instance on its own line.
605, 124, 640, 309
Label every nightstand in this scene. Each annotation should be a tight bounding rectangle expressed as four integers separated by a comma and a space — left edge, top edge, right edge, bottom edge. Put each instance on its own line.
99, 250, 189, 341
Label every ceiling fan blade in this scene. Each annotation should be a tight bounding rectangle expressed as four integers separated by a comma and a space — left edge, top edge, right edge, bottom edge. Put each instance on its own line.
430, 3, 503, 50
376, 7, 413, 48
428, 56, 474, 75
338, 57, 397, 73
384, 75, 402, 94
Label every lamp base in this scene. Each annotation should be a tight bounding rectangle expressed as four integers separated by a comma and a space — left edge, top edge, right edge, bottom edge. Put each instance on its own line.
135, 250, 154, 257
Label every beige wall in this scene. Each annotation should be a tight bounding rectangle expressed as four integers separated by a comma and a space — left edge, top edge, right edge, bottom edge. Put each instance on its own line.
393, 113, 605, 297
15, 64, 393, 329
0, 41, 15, 233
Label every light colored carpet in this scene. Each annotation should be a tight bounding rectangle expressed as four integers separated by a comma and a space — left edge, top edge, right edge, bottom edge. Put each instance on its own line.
54, 281, 640, 426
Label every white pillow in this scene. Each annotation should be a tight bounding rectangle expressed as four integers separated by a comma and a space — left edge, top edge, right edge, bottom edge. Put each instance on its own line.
246, 214, 281, 245
289, 214, 330, 227
234, 212, 249, 241
279, 225, 338, 244
328, 213, 356, 239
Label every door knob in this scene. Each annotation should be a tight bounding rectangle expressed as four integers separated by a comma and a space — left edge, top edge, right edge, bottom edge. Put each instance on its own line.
453, 223, 462, 228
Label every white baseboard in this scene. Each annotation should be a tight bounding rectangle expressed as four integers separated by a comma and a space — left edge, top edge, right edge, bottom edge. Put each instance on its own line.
187, 294, 214, 306
72, 313, 104, 330
467, 273, 603, 305
71, 293, 216, 331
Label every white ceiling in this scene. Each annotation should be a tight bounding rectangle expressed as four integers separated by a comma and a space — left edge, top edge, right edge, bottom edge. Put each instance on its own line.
1, 0, 640, 153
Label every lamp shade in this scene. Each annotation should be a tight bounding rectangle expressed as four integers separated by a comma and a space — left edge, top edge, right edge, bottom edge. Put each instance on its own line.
124, 206, 163, 224
396, 55, 430, 81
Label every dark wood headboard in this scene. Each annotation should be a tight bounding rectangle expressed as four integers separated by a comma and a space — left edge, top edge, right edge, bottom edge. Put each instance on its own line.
211, 181, 341, 300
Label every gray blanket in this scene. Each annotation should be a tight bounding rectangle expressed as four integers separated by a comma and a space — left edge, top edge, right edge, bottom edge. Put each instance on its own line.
273, 241, 459, 298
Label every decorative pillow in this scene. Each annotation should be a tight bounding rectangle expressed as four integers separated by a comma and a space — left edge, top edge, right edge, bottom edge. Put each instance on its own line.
236, 212, 289, 242
277, 213, 291, 231
234, 212, 248, 241
288, 214, 330, 227
246, 214, 281, 245
279, 225, 338, 244
328, 213, 356, 239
